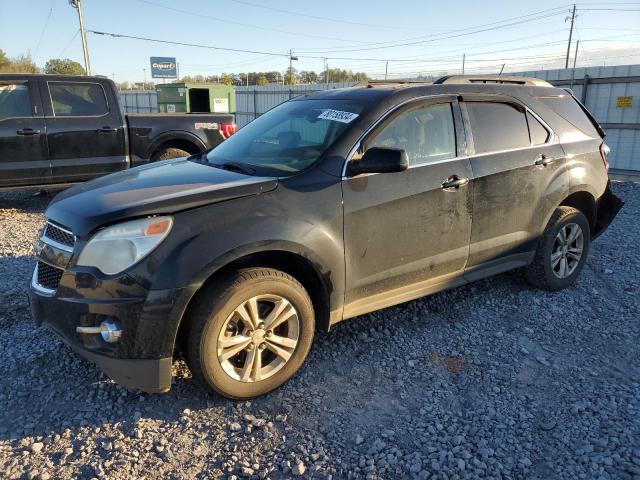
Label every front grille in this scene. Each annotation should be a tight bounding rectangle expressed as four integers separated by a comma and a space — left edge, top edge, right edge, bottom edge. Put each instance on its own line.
36, 262, 64, 290
44, 222, 75, 248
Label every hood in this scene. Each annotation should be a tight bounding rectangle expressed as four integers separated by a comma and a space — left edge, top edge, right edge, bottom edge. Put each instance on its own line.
46, 158, 278, 236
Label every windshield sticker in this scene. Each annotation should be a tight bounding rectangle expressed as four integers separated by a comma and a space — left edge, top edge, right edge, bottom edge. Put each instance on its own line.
317, 109, 359, 124
195, 122, 218, 130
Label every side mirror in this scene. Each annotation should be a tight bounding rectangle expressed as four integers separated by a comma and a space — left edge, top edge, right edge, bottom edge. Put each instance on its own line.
349, 147, 409, 176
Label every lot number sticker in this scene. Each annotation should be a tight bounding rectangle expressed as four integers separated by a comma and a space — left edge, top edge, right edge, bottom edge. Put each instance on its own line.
318, 109, 359, 123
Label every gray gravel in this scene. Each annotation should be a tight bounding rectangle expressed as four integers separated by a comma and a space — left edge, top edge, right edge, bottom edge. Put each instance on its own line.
1, 182, 639, 480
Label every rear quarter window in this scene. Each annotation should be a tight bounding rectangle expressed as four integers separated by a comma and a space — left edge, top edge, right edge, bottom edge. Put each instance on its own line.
536, 95, 600, 138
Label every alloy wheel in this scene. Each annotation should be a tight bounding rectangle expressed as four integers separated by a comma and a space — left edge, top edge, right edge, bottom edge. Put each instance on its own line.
551, 222, 584, 279
217, 294, 300, 382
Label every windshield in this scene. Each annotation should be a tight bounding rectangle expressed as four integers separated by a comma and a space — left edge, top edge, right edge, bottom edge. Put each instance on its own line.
203, 99, 366, 176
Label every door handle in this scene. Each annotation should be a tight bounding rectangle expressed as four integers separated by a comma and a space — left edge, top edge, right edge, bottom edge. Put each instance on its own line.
534, 154, 554, 166
16, 128, 41, 136
441, 175, 470, 190
97, 126, 118, 134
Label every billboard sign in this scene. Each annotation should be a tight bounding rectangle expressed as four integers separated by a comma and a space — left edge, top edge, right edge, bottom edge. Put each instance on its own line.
150, 57, 177, 79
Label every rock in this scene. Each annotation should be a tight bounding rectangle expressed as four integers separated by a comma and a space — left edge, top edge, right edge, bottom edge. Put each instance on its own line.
355, 434, 364, 445
230, 422, 242, 432
30, 443, 44, 454
292, 461, 306, 476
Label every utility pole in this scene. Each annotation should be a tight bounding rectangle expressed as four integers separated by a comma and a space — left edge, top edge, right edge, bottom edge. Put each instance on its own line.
384, 61, 388, 80
143, 68, 147, 84
324, 58, 329, 85
462, 54, 466, 74
565, 4, 577, 69
288, 49, 298, 85
572, 39, 580, 70
69, 0, 91, 75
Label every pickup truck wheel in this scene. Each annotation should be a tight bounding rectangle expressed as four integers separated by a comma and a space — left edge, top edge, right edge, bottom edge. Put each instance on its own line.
185, 268, 315, 399
152, 147, 191, 161
526, 206, 590, 291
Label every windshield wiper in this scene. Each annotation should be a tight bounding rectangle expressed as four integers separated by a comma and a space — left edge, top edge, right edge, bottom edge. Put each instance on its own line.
214, 161, 256, 175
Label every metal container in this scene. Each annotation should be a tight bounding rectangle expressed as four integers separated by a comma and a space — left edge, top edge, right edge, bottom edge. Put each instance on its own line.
155, 83, 236, 114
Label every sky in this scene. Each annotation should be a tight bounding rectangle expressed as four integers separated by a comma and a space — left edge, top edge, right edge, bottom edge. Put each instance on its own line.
1, 0, 639, 83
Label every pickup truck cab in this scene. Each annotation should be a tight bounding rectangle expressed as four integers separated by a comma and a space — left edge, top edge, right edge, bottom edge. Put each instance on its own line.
29, 76, 622, 399
0, 74, 235, 190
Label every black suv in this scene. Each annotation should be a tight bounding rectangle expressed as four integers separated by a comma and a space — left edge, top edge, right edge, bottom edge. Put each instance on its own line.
29, 76, 622, 399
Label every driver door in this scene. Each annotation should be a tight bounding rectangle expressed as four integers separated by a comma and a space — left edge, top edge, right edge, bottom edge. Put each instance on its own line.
342, 97, 474, 318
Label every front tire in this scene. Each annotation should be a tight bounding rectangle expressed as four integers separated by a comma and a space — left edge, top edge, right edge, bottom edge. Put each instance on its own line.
185, 268, 315, 399
526, 206, 591, 291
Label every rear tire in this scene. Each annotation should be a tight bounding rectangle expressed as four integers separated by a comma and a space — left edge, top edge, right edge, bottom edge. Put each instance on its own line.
151, 147, 191, 161
526, 206, 590, 291
185, 268, 315, 399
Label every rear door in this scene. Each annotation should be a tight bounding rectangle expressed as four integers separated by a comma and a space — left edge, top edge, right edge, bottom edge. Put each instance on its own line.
42, 79, 127, 183
461, 96, 568, 277
0, 77, 50, 187
342, 96, 474, 317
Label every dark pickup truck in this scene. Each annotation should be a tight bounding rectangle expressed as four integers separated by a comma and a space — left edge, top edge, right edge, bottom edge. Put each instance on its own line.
0, 74, 236, 190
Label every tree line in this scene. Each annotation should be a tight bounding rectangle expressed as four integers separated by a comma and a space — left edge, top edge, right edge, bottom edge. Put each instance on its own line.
0, 49, 86, 75
1, 49, 368, 88
174, 68, 368, 87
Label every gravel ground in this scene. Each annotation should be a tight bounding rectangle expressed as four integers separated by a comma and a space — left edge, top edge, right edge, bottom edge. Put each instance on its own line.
0, 182, 639, 480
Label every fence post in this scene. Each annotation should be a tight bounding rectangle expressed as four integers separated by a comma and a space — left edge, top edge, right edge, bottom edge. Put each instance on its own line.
253, 90, 257, 122
581, 74, 590, 104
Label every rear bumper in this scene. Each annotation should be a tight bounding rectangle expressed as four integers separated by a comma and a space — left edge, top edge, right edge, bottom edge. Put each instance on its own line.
593, 181, 624, 240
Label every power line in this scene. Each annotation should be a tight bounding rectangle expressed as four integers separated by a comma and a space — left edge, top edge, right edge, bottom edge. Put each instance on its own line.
89, 28, 640, 66
137, 0, 369, 44
33, 0, 55, 59
89, 30, 292, 57
294, 9, 572, 54
58, 29, 80, 57
226, 0, 452, 32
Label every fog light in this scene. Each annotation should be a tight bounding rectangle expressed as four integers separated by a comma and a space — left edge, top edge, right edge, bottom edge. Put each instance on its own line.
100, 320, 122, 343
76, 318, 122, 343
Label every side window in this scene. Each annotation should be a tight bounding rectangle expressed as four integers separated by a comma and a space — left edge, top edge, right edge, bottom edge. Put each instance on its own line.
526, 111, 550, 145
48, 82, 108, 117
367, 103, 456, 166
466, 102, 530, 154
0, 83, 32, 119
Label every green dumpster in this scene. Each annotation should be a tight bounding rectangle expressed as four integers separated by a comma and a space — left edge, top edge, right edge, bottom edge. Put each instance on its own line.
156, 83, 236, 114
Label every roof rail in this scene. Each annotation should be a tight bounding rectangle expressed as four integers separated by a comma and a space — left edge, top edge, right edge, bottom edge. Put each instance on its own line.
366, 79, 432, 85
433, 75, 553, 87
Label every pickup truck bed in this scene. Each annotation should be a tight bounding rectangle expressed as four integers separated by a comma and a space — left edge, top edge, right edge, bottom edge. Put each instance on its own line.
0, 74, 235, 190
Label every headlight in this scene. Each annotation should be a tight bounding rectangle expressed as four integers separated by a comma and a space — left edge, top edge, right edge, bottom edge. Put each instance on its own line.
77, 216, 173, 275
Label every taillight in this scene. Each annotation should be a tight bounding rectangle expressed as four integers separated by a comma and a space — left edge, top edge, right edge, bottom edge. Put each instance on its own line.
220, 122, 237, 139
599, 140, 610, 171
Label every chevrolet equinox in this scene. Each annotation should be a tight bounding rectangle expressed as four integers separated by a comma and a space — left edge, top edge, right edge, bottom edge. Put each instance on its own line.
29, 76, 623, 399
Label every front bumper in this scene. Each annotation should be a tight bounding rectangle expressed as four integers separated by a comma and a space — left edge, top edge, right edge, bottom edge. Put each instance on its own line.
29, 276, 192, 393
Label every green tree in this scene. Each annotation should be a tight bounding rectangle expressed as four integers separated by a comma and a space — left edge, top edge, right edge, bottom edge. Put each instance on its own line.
284, 66, 297, 85
257, 74, 269, 86
0, 49, 10, 70
44, 58, 85, 75
220, 73, 234, 86
298, 71, 318, 84
0, 52, 38, 73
